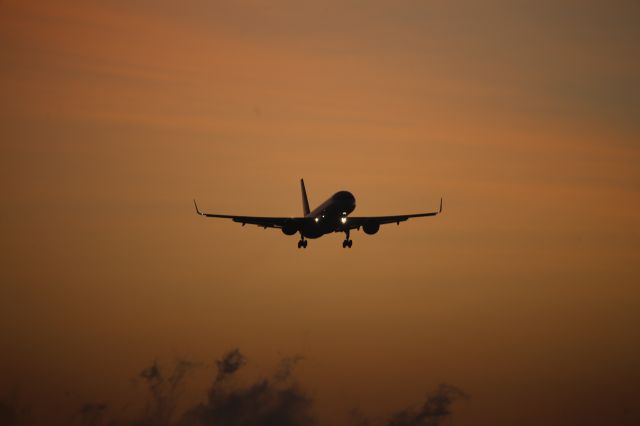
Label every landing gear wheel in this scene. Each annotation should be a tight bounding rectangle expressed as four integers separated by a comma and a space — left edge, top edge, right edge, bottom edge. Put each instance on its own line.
298, 233, 308, 249
343, 229, 353, 248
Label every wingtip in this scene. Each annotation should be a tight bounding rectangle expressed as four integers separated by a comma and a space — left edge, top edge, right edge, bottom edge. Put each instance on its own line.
193, 199, 202, 215
439, 197, 443, 214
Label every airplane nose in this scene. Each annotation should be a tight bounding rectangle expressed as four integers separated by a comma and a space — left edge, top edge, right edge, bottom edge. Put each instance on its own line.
334, 191, 355, 202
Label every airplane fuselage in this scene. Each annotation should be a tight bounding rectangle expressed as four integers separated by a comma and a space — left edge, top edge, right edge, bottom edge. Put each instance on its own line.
302, 191, 356, 238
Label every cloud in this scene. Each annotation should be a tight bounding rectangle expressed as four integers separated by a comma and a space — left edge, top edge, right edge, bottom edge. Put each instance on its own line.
180, 349, 313, 426
138, 358, 198, 426
0, 400, 18, 426
76, 402, 108, 426
0, 391, 29, 426
385, 384, 469, 426
273, 355, 305, 383
213, 349, 246, 384
10, 349, 466, 426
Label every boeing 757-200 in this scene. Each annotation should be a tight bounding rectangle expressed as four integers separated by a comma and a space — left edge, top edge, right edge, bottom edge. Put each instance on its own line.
194, 179, 442, 248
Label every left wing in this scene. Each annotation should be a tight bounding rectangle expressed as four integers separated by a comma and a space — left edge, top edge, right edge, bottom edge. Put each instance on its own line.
345, 198, 442, 230
194, 200, 303, 229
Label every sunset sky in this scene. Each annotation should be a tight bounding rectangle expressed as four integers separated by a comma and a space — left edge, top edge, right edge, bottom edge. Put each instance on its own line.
1, 1, 639, 425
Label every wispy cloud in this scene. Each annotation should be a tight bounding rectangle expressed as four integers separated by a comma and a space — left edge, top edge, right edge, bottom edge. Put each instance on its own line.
0, 349, 467, 426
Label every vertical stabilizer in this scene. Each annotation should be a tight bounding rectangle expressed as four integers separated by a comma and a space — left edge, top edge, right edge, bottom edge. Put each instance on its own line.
300, 179, 311, 216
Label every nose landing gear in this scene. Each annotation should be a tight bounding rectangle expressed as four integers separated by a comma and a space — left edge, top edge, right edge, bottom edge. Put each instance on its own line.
298, 236, 308, 249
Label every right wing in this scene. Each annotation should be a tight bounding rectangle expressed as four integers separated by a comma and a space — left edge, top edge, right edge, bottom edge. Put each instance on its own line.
193, 200, 304, 229
344, 198, 443, 230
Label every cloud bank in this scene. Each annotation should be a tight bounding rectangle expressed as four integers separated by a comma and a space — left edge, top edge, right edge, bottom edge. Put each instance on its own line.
1, 349, 467, 426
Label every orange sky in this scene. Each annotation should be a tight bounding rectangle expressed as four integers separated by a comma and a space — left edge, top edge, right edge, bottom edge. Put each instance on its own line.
1, 1, 639, 425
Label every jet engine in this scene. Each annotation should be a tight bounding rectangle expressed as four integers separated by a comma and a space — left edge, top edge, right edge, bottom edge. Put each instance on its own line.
363, 221, 380, 235
281, 220, 298, 236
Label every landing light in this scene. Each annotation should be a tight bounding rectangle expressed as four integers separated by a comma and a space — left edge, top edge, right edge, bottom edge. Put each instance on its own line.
340, 217, 347, 224
314, 217, 319, 223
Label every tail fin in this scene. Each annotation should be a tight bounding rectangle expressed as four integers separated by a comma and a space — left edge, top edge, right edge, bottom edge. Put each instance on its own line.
300, 179, 311, 216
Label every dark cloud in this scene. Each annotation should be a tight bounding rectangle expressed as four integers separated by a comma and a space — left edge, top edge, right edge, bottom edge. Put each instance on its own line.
13, 349, 466, 426
0, 399, 18, 426
273, 355, 305, 383
386, 384, 469, 426
181, 350, 313, 426
0, 392, 29, 426
77, 402, 108, 426
213, 349, 246, 384
138, 358, 197, 426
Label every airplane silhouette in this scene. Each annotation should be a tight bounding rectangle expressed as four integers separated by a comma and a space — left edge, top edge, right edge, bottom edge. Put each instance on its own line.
194, 179, 442, 248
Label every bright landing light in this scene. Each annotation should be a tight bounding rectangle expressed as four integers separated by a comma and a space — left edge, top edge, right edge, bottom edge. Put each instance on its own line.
340, 217, 347, 224
314, 217, 319, 223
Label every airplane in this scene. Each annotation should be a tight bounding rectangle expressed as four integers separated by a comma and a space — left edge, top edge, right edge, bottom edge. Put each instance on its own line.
193, 179, 442, 249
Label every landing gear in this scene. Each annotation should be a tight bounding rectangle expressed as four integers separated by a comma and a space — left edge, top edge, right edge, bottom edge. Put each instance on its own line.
297, 237, 308, 249
342, 230, 353, 248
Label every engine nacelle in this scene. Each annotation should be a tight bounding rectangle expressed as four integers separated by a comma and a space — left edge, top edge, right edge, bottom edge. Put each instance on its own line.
363, 221, 380, 235
281, 220, 298, 236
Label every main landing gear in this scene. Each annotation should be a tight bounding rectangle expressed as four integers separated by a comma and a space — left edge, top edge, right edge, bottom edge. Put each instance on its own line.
342, 230, 353, 248
297, 238, 308, 249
